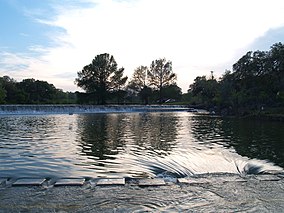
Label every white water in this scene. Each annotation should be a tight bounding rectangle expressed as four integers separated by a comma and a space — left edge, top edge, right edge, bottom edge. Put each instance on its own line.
0, 104, 188, 115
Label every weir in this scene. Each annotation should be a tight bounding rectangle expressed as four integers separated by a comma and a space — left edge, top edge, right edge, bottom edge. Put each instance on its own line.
0, 104, 189, 115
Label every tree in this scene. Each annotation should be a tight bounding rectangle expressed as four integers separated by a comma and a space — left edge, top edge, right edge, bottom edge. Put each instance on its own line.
0, 76, 23, 104
231, 44, 284, 109
148, 58, 176, 103
75, 53, 126, 104
110, 67, 128, 104
128, 66, 148, 91
18, 79, 57, 103
162, 84, 182, 102
127, 66, 152, 104
269, 42, 284, 105
0, 80, 6, 104
188, 75, 218, 108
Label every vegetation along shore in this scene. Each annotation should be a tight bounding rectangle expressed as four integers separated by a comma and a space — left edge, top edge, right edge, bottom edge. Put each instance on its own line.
0, 42, 283, 118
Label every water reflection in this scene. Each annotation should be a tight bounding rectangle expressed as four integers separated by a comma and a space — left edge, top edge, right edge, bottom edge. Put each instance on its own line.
189, 115, 284, 168
77, 113, 179, 161
77, 114, 126, 160
188, 115, 284, 174
0, 112, 283, 178
222, 119, 284, 168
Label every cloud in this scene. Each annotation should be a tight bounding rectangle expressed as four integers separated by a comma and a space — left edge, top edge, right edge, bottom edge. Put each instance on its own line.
2, 0, 284, 92
248, 26, 284, 51
0, 52, 33, 73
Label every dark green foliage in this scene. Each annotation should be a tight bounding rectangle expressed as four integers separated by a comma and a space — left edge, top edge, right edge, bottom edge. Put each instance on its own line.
148, 58, 177, 103
139, 86, 152, 105
0, 80, 6, 104
187, 42, 284, 115
127, 66, 148, 92
0, 76, 24, 104
127, 66, 152, 104
188, 75, 218, 108
161, 84, 182, 102
18, 78, 57, 104
75, 53, 127, 104
110, 67, 128, 104
128, 60, 179, 104
0, 76, 77, 104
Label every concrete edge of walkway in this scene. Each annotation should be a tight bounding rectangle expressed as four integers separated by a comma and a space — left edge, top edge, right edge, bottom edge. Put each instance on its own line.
0, 173, 283, 188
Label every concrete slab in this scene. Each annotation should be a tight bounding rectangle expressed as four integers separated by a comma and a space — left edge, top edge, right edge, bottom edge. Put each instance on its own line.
12, 178, 46, 186
96, 178, 125, 186
255, 175, 281, 181
178, 176, 246, 184
212, 176, 247, 183
138, 178, 166, 187
178, 178, 210, 184
54, 178, 85, 186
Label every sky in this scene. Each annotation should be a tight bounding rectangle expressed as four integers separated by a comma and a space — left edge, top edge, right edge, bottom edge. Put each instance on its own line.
1, 0, 284, 93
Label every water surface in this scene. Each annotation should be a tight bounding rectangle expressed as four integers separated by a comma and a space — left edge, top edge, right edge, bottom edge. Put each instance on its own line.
0, 112, 283, 178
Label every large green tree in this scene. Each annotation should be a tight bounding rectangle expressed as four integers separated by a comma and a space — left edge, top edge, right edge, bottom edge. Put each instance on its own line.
148, 58, 176, 103
127, 65, 152, 104
188, 75, 218, 107
187, 42, 284, 114
75, 53, 127, 104
231, 43, 284, 109
18, 78, 57, 103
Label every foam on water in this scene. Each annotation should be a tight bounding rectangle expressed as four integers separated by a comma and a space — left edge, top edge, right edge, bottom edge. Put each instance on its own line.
0, 104, 188, 115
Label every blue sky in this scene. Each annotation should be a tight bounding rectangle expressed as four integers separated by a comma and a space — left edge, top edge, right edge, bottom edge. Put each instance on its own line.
1, 0, 284, 92
0, 0, 56, 52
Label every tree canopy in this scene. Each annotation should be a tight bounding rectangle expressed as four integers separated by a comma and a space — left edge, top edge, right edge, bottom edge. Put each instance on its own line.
187, 42, 284, 115
127, 65, 148, 92
127, 66, 152, 104
0, 76, 76, 104
147, 58, 177, 103
127, 59, 179, 104
75, 53, 127, 104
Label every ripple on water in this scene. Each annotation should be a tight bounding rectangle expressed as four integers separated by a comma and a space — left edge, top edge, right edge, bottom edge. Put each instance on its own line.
0, 112, 283, 179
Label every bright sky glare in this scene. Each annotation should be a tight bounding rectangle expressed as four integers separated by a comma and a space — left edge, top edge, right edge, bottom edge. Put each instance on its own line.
1, 0, 284, 92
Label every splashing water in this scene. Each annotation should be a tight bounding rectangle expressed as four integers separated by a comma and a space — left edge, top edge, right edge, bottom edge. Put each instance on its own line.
100, 144, 283, 178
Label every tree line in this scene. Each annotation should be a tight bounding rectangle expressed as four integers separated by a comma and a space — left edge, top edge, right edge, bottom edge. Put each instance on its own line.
75, 53, 181, 104
0, 76, 76, 104
0, 54, 181, 105
186, 42, 284, 115
1, 42, 284, 112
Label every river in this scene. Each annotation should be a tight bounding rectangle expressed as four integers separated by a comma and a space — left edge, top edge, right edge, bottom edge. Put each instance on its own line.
0, 111, 283, 178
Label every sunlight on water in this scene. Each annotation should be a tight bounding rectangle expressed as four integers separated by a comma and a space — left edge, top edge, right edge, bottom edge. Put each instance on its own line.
0, 112, 283, 178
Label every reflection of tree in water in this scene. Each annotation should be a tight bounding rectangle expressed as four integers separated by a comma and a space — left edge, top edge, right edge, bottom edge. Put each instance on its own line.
77, 114, 127, 160
77, 113, 179, 160
127, 113, 179, 152
221, 119, 284, 168
190, 115, 284, 168
190, 116, 229, 148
